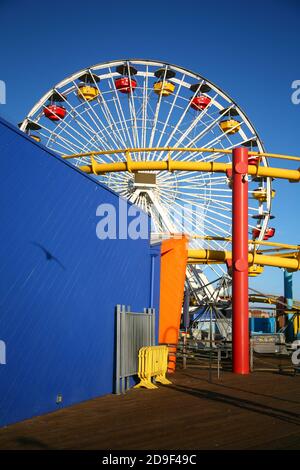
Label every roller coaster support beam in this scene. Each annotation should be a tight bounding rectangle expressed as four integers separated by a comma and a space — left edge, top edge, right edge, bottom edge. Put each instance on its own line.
76, 151, 300, 182
80, 157, 300, 182
284, 270, 293, 310
284, 270, 294, 341
232, 148, 249, 374
187, 250, 300, 270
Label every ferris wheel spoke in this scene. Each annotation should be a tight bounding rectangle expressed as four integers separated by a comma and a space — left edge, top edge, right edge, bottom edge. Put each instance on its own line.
169, 193, 232, 221
47, 119, 99, 153
151, 74, 186, 161
71, 117, 123, 158
54, 88, 100, 136
201, 219, 231, 236
108, 180, 129, 189
157, 169, 208, 184
107, 175, 131, 189
195, 259, 227, 278
128, 95, 139, 150
148, 67, 170, 154
86, 75, 130, 150
38, 126, 81, 154
52, 89, 110, 150
171, 105, 236, 160
85, 110, 131, 155
141, 66, 149, 160
159, 196, 230, 249
22, 59, 272, 302
87, 121, 134, 160
177, 186, 232, 193
71, 79, 128, 153
199, 135, 258, 162
158, 192, 204, 228
124, 61, 142, 149
188, 119, 248, 160
171, 172, 226, 183
175, 185, 230, 195
155, 79, 206, 160
166, 91, 219, 153
180, 194, 233, 209
107, 68, 135, 149
157, 198, 203, 235
249, 205, 262, 213
47, 107, 111, 153
38, 117, 89, 154
99, 100, 128, 149
198, 208, 232, 230
165, 175, 219, 186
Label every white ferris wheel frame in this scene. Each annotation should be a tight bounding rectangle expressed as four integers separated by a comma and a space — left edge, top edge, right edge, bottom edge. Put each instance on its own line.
20, 59, 273, 302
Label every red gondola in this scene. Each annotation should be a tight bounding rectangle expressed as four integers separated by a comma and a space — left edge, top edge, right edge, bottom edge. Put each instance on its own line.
115, 77, 137, 94
44, 104, 66, 121
248, 156, 259, 166
264, 227, 275, 240
190, 95, 211, 111
252, 227, 275, 240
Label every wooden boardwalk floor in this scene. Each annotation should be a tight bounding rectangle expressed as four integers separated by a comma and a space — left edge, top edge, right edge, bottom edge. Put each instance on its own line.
0, 367, 299, 450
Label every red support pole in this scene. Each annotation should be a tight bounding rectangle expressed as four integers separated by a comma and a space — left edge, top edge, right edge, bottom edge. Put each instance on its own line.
232, 147, 249, 374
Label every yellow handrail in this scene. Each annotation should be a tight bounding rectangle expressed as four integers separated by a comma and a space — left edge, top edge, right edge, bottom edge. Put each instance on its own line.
188, 249, 300, 271
78, 156, 300, 182
62, 146, 300, 162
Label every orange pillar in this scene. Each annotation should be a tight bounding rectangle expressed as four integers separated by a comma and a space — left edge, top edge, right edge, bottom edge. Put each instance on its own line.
158, 236, 188, 372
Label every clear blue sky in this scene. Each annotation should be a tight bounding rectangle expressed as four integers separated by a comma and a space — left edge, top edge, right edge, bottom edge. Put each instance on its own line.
0, 0, 299, 298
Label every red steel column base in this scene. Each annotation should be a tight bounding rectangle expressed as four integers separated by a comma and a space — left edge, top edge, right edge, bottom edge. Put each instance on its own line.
232, 147, 249, 374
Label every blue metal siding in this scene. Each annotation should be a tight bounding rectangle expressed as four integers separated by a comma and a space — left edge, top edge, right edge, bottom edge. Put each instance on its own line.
0, 117, 160, 427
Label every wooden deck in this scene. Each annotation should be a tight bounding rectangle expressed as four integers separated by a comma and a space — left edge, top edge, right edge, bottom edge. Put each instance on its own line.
0, 366, 299, 450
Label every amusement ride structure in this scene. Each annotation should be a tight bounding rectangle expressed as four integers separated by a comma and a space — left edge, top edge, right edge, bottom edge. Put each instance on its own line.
20, 59, 300, 374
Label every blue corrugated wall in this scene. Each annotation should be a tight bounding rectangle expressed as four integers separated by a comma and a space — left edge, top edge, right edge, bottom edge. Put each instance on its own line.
0, 117, 160, 427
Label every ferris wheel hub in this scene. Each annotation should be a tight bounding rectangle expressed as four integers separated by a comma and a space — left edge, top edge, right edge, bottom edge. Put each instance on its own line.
133, 172, 157, 188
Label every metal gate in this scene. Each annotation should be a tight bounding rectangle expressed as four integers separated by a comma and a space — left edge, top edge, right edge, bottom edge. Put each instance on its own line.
115, 304, 155, 394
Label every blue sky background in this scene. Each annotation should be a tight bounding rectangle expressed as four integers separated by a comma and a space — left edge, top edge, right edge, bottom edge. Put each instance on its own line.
0, 0, 299, 298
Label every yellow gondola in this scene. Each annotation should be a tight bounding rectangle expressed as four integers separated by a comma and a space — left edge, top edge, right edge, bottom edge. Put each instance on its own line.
220, 119, 241, 134
77, 84, 99, 101
153, 81, 175, 97
248, 264, 264, 277
253, 188, 276, 202
294, 314, 300, 336
30, 135, 41, 143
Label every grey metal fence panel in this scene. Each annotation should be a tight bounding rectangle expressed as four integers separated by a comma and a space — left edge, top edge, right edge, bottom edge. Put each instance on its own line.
115, 305, 155, 394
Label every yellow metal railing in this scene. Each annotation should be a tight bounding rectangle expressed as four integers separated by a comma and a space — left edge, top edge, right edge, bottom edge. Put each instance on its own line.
78, 156, 300, 182
63, 146, 300, 162
61, 146, 300, 182
187, 248, 300, 271
135, 345, 172, 390
294, 314, 300, 336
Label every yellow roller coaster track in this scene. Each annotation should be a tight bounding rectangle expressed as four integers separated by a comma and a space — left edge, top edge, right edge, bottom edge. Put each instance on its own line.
63, 146, 300, 182
63, 146, 300, 163
187, 249, 300, 271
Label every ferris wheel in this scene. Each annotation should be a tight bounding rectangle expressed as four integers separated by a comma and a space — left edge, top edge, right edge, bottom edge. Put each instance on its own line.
20, 59, 275, 305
